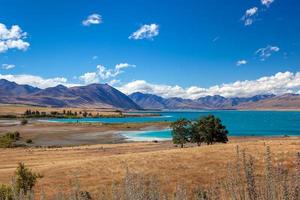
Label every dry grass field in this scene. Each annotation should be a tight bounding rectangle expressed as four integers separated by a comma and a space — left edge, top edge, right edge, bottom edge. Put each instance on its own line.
0, 137, 299, 198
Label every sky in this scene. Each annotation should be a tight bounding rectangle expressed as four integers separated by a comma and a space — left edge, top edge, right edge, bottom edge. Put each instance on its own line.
0, 0, 300, 98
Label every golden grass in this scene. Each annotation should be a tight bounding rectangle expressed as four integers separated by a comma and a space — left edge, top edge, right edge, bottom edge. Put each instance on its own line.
0, 137, 299, 198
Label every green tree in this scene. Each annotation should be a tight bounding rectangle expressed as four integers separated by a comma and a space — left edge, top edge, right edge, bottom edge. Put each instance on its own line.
171, 118, 191, 148
190, 121, 205, 146
15, 163, 43, 194
191, 115, 228, 145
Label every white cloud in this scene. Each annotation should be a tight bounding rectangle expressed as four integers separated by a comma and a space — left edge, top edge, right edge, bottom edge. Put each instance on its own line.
79, 72, 99, 85
129, 24, 159, 40
236, 60, 247, 66
261, 0, 274, 7
255, 45, 280, 61
0, 74, 78, 89
246, 7, 258, 16
92, 55, 98, 60
241, 7, 258, 26
0, 23, 30, 53
115, 63, 136, 70
108, 79, 120, 86
1, 64, 15, 70
79, 63, 135, 84
118, 71, 300, 99
82, 14, 102, 26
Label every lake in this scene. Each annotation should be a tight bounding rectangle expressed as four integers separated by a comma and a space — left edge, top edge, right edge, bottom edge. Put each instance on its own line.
49, 110, 300, 140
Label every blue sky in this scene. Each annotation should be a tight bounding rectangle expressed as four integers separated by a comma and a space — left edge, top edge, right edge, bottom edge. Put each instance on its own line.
1, 0, 300, 98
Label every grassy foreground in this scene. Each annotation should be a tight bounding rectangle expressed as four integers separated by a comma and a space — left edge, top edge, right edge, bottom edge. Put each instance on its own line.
0, 137, 299, 199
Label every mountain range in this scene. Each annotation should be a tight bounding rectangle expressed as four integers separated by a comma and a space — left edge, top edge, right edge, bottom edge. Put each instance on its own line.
1, 79, 300, 110
0, 79, 140, 110
129, 92, 277, 110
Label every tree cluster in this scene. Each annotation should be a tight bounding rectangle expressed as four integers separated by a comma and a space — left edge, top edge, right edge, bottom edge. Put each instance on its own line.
171, 115, 229, 148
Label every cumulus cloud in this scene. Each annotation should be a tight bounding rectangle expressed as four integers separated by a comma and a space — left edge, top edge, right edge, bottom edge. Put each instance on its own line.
79, 72, 99, 85
241, 7, 258, 26
129, 24, 159, 40
1, 64, 15, 70
118, 71, 300, 99
79, 63, 135, 84
0, 74, 78, 89
0, 23, 30, 53
261, 0, 274, 7
82, 14, 102, 26
255, 45, 280, 61
236, 60, 247, 66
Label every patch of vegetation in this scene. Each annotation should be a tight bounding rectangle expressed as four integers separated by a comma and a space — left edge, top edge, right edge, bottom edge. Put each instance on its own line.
171, 115, 229, 148
25, 139, 32, 144
0, 132, 21, 148
20, 119, 28, 125
0, 184, 13, 200
15, 163, 43, 195
0, 115, 17, 119
0, 163, 42, 200
24, 109, 81, 119
22, 109, 125, 119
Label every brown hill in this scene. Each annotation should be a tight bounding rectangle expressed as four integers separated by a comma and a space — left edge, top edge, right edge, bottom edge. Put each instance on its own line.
236, 94, 300, 110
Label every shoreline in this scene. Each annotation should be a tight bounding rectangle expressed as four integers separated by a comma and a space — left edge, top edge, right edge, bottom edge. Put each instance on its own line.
2, 118, 298, 146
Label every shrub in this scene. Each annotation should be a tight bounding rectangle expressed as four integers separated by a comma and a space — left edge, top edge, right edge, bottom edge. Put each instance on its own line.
14, 163, 43, 194
78, 191, 92, 200
0, 132, 22, 148
26, 139, 32, 144
0, 136, 13, 148
20, 119, 28, 125
0, 184, 13, 200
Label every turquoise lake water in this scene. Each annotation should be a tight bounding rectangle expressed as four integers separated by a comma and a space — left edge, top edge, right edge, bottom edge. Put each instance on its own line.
49, 111, 300, 140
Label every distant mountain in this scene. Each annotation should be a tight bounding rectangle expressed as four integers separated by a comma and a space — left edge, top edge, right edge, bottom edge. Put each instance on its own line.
0, 79, 140, 110
129, 92, 276, 110
129, 92, 204, 109
129, 92, 169, 109
70, 84, 141, 109
0, 79, 41, 96
236, 94, 300, 110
